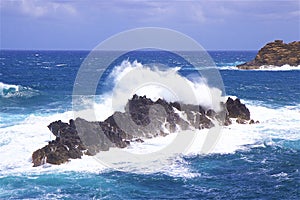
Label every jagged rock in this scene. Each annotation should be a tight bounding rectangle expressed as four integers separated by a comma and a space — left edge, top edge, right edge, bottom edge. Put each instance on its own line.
226, 97, 250, 120
32, 95, 252, 167
237, 40, 300, 69
249, 119, 255, 124
32, 119, 86, 167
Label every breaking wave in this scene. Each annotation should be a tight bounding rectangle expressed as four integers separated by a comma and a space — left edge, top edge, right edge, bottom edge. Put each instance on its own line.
105, 60, 223, 111
0, 101, 299, 176
1, 60, 299, 176
0, 82, 39, 98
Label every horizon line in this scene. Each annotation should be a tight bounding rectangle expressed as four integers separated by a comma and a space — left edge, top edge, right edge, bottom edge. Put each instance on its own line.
0, 48, 258, 52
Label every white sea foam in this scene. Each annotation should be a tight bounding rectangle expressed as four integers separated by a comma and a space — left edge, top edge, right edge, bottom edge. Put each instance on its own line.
1, 61, 300, 176
72, 94, 114, 122
107, 60, 223, 112
219, 66, 240, 70
220, 64, 300, 71
0, 111, 109, 175
256, 64, 300, 71
0, 82, 19, 96
1, 99, 299, 176
0, 81, 39, 98
55, 63, 67, 67
73, 60, 223, 121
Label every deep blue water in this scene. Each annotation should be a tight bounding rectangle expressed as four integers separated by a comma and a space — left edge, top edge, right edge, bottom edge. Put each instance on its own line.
0, 50, 299, 199
1, 145, 299, 199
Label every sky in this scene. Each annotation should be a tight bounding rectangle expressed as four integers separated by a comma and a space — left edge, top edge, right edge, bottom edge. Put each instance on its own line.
0, 0, 299, 50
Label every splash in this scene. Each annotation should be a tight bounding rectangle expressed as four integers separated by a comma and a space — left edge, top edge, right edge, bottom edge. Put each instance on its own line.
1, 61, 299, 176
101, 60, 223, 113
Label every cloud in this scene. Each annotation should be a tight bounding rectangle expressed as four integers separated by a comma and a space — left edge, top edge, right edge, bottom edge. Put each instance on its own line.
1, 0, 77, 18
87, 1, 208, 24
2, 0, 297, 23
213, 0, 300, 21
1, 0, 298, 50
85, 0, 299, 24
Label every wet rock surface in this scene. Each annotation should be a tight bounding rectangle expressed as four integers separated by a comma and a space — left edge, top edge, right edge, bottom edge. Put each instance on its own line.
226, 97, 250, 120
32, 95, 253, 166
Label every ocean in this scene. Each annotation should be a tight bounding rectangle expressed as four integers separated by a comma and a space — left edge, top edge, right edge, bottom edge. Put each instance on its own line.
0, 50, 299, 199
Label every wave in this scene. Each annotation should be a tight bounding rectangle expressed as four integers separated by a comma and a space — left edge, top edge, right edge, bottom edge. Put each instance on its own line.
106, 60, 223, 111
219, 66, 241, 70
1, 61, 300, 176
0, 82, 39, 98
73, 60, 224, 122
254, 64, 300, 71
1, 99, 299, 176
220, 64, 300, 71
217, 61, 246, 67
55, 63, 67, 67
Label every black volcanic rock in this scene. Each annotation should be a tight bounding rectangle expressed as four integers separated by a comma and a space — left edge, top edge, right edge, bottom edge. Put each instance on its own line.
32, 119, 86, 167
226, 97, 250, 120
237, 40, 300, 69
32, 95, 252, 167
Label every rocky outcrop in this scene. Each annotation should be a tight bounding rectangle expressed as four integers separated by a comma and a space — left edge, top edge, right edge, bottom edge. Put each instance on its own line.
225, 97, 259, 124
32, 95, 252, 167
32, 119, 86, 167
237, 40, 300, 69
226, 97, 250, 120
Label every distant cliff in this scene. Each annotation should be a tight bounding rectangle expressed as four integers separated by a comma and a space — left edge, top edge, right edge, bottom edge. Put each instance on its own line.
237, 40, 300, 69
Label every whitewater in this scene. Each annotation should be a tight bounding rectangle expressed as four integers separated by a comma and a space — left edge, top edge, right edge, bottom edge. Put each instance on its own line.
0, 50, 299, 199
1, 60, 299, 176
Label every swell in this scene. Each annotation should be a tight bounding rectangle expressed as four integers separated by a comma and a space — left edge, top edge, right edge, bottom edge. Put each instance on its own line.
0, 82, 39, 98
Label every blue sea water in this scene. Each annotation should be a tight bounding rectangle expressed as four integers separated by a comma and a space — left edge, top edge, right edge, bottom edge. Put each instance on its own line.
0, 50, 299, 199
